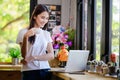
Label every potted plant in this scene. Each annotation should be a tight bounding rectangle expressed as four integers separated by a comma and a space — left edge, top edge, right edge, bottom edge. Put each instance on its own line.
117, 68, 120, 79
86, 61, 92, 71
108, 61, 117, 75
96, 61, 104, 73
90, 60, 98, 72
108, 53, 117, 75
101, 63, 109, 75
9, 47, 21, 65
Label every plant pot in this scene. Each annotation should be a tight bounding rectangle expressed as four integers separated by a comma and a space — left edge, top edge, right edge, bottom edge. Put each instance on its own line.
86, 65, 90, 71
108, 66, 117, 75
102, 67, 109, 75
96, 66, 102, 73
117, 69, 120, 79
90, 65, 96, 72
12, 58, 19, 65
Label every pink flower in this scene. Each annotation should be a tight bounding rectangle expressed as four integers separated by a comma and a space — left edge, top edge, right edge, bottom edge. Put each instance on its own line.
64, 34, 68, 39
52, 25, 73, 49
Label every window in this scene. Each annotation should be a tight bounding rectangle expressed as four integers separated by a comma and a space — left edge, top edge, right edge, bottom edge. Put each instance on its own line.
112, 0, 120, 67
96, 0, 102, 61
0, 0, 29, 63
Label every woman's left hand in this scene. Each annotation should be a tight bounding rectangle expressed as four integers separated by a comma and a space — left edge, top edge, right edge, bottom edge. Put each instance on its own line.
25, 56, 36, 62
21, 59, 27, 65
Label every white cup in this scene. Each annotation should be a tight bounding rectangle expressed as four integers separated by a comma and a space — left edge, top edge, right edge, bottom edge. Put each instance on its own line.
32, 28, 41, 34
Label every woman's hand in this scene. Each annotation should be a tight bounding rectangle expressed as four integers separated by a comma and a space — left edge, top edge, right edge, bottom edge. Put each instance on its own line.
25, 56, 37, 62
24, 28, 35, 38
21, 59, 27, 65
24, 28, 41, 38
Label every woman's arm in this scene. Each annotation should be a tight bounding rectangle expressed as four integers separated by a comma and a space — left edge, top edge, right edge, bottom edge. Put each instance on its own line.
21, 29, 35, 64
21, 36, 28, 59
34, 42, 54, 61
26, 42, 54, 62
20, 36, 28, 64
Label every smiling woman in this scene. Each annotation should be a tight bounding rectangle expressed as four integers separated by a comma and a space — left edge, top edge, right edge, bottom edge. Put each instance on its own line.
16, 4, 54, 80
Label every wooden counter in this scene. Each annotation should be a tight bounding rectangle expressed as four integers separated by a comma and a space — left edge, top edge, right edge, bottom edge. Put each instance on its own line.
0, 64, 22, 70
0, 64, 22, 80
0, 65, 117, 80
51, 68, 117, 80
53, 72, 117, 80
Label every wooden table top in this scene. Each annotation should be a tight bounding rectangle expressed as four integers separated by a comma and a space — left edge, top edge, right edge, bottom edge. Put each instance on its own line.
53, 72, 117, 80
0, 65, 117, 80
0, 64, 22, 71
51, 68, 117, 80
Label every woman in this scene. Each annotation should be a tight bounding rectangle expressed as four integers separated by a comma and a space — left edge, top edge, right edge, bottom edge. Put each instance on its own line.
16, 4, 54, 80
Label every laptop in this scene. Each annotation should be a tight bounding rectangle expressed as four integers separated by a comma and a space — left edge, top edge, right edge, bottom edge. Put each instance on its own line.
50, 50, 89, 73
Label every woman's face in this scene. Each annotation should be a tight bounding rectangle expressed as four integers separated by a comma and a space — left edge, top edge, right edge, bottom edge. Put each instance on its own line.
34, 11, 49, 28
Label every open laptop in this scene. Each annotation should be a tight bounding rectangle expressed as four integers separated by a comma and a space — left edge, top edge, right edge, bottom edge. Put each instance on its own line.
50, 50, 89, 73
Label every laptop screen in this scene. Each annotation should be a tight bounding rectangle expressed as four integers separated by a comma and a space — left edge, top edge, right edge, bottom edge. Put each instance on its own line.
65, 50, 89, 72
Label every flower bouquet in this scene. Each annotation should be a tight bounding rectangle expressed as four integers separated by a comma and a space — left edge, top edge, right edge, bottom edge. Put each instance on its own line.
52, 25, 75, 50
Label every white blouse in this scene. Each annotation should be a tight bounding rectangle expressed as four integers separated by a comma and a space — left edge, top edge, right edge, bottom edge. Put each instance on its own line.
16, 28, 52, 71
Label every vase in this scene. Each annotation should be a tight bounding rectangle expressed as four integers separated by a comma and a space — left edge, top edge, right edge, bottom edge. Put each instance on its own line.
54, 49, 59, 57
58, 61, 67, 68
12, 58, 19, 65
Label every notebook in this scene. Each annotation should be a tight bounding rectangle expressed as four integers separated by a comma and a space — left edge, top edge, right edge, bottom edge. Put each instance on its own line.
50, 50, 89, 73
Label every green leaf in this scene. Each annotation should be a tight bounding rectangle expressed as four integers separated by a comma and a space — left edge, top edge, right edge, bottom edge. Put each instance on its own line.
9, 47, 21, 58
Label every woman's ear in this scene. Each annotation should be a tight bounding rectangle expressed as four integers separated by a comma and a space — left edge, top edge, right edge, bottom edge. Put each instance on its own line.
33, 16, 36, 19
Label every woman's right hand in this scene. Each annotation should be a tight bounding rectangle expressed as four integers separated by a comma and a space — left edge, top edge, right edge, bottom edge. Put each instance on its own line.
24, 28, 35, 38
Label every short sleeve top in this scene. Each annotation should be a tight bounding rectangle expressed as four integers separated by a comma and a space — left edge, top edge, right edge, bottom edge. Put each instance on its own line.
16, 28, 53, 71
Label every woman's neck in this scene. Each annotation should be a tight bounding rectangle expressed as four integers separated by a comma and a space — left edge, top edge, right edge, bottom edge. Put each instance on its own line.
34, 23, 40, 28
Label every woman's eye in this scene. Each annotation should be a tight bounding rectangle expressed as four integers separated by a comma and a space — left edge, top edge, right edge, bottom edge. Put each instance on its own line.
46, 17, 49, 20
41, 16, 49, 20
41, 16, 45, 19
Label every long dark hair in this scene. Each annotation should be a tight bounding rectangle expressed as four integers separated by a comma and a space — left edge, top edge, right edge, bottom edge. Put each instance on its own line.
28, 4, 49, 44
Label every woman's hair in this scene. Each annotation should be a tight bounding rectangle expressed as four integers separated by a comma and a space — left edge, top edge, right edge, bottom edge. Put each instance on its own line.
28, 4, 49, 44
